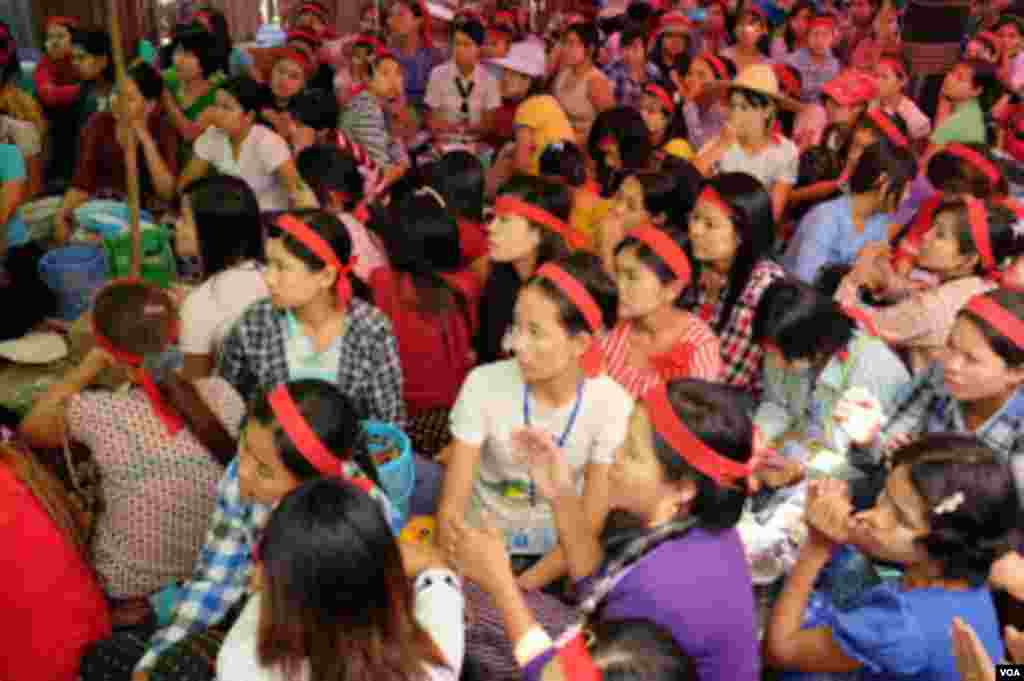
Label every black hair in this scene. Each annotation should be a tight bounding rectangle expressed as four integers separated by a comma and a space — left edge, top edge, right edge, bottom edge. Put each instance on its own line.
288, 88, 339, 131
565, 21, 600, 61
128, 61, 164, 101
960, 59, 1004, 120
783, 1, 816, 52
71, 29, 115, 82
266, 210, 371, 302
169, 24, 222, 79
221, 75, 275, 113
527, 251, 619, 336
643, 80, 690, 148
630, 160, 701, 231
731, 86, 775, 112
615, 224, 691, 307
932, 199, 1024, 277
773, 63, 802, 136
376, 189, 471, 329
960, 288, 1024, 368
296, 145, 365, 212
192, 6, 233, 74
753, 278, 856, 361
584, 619, 698, 681
891, 434, 1019, 587
588, 107, 654, 196
620, 24, 648, 51
926, 143, 1008, 198
248, 379, 382, 489
427, 151, 485, 223
848, 140, 918, 212
496, 174, 573, 263
0, 21, 15, 85
182, 175, 263, 277
686, 172, 775, 335
540, 142, 587, 188
651, 379, 754, 530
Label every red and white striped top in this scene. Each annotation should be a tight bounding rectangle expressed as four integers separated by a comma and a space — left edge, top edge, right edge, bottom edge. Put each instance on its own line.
600, 316, 723, 399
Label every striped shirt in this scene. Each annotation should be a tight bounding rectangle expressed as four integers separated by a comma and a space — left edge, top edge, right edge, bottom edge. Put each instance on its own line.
600, 317, 722, 399
338, 89, 405, 167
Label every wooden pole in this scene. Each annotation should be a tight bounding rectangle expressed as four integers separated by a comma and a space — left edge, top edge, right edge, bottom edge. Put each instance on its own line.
108, 0, 143, 278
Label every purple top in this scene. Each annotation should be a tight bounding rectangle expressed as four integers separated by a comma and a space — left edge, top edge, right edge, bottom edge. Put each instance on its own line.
523, 527, 759, 681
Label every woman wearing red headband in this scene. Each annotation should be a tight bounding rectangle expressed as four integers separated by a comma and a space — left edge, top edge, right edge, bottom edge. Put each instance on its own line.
476, 174, 574, 364
35, 16, 81, 184
603, 224, 722, 398
686, 172, 785, 394
640, 81, 693, 164
21, 279, 246, 606
79, 379, 396, 680
678, 52, 734, 152
838, 199, 1024, 372
219, 211, 405, 428
440, 252, 630, 593
449, 378, 760, 681
873, 56, 931, 143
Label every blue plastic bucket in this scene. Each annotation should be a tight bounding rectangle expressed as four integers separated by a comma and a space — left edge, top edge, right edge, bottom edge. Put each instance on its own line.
364, 421, 415, 525
38, 245, 108, 321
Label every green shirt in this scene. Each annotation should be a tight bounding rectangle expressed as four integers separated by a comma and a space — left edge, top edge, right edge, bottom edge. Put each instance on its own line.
930, 98, 986, 146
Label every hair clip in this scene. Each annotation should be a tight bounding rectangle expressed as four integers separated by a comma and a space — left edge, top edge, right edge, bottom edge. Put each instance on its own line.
414, 185, 447, 208
143, 304, 168, 316
933, 491, 965, 516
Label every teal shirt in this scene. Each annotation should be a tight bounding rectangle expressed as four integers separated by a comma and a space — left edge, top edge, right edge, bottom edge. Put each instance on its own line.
0, 144, 28, 248
754, 332, 911, 458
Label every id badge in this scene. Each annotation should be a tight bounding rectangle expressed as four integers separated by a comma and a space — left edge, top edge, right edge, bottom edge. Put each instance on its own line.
506, 526, 557, 556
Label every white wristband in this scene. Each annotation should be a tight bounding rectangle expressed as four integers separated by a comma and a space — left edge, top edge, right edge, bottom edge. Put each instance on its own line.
514, 626, 553, 668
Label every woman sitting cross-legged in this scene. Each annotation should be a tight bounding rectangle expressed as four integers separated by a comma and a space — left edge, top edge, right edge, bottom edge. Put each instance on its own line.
448, 378, 761, 681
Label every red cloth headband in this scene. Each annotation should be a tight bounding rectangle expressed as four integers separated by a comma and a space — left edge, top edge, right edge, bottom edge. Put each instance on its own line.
494, 195, 585, 250
91, 280, 183, 435
809, 15, 837, 31
296, 2, 329, 20
535, 263, 604, 377
966, 295, 1024, 350
273, 215, 356, 307
866, 109, 909, 148
878, 57, 905, 79
966, 197, 1000, 280
697, 186, 733, 218
645, 83, 675, 113
627, 224, 692, 285
275, 47, 314, 76
267, 385, 374, 493
557, 631, 601, 681
644, 382, 756, 486
46, 16, 79, 30
701, 53, 729, 80
772, 64, 801, 100
354, 34, 386, 53
946, 144, 1001, 187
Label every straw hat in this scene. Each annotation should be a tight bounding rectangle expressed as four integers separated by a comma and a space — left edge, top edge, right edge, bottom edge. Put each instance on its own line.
0, 332, 68, 365
707, 63, 803, 112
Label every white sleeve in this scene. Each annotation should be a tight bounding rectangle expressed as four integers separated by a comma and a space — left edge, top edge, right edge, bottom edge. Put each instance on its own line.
193, 127, 220, 163
589, 383, 632, 465
424, 66, 444, 112
178, 286, 215, 356
413, 569, 465, 676
779, 143, 799, 185
449, 367, 487, 445
257, 127, 292, 174
482, 74, 502, 112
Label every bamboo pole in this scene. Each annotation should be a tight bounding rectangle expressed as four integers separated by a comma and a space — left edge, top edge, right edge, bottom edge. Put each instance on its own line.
108, 0, 143, 278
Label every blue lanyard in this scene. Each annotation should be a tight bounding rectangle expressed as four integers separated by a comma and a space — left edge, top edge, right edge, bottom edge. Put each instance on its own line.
523, 381, 584, 505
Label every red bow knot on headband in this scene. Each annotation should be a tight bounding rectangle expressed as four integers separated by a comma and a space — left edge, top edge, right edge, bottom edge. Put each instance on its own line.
494, 196, 587, 251
966, 295, 1024, 350
626, 224, 691, 286
274, 215, 357, 307
267, 384, 374, 493
535, 263, 605, 377
643, 382, 758, 487
92, 280, 183, 435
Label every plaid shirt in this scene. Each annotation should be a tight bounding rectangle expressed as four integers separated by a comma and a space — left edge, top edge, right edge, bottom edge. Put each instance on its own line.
603, 59, 662, 109
784, 48, 841, 104
858, 364, 1024, 500
135, 459, 271, 673
219, 298, 406, 427
135, 458, 399, 673
693, 259, 785, 397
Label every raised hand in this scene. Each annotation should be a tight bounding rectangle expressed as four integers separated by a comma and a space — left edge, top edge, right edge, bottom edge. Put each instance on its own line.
511, 427, 575, 501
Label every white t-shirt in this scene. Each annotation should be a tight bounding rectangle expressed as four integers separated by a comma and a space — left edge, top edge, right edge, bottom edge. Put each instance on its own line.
217, 568, 464, 681
424, 61, 501, 143
179, 263, 269, 357
449, 359, 632, 554
194, 124, 292, 212
703, 136, 799, 191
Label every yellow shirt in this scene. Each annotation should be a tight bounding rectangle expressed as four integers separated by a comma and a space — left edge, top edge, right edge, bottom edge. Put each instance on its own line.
663, 138, 694, 160
569, 182, 608, 250
513, 95, 575, 176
